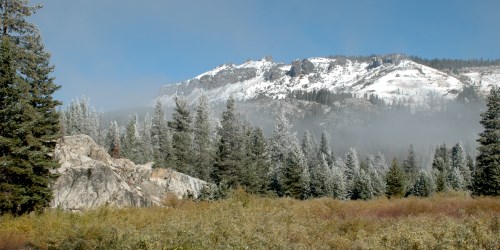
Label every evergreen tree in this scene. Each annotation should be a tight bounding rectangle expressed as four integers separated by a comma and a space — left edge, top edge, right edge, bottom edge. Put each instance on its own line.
344, 148, 360, 182
374, 152, 388, 173
329, 164, 347, 199
350, 169, 374, 200
434, 168, 449, 192
269, 112, 292, 195
449, 166, 465, 190
386, 158, 405, 198
104, 121, 121, 158
239, 122, 255, 190
0, 1, 61, 215
432, 144, 450, 172
80, 97, 99, 141
402, 144, 419, 194
344, 148, 363, 199
23, 32, 62, 181
309, 153, 329, 197
139, 113, 154, 163
244, 127, 271, 194
0, 35, 44, 214
192, 94, 213, 180
319, 131, 334, 167
301, 130, 318, 170
301, 130, 328, 197
403, 144, 417, 175
432, 144, 450, 192
474, 87, 500, 196
366, 155, 386, 197
281, 139, 309, 199
213, 97, 244, 187
122, 114, 141, 163
151, 101, 171, 168
168, 97, 193, 174
409, 170, 433, 197
269, 112, 310, 197
299, 156, 311, 200
451, 142, 471, 188
466, 153, 475, 177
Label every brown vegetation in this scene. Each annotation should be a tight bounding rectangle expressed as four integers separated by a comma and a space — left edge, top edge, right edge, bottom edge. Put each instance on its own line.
0, 190, 498, 249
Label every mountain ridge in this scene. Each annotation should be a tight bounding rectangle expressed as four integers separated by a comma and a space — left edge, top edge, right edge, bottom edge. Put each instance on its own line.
156, 54, 500, 109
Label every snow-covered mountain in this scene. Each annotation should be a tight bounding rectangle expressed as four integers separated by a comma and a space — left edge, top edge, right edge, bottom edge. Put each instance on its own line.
156, 54, 500, 108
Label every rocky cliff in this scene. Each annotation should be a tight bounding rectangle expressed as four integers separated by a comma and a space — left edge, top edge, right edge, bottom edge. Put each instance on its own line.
51, 134, 208, 211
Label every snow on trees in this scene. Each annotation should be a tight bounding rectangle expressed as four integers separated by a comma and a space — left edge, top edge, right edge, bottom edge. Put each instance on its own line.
60, 97, 100, 143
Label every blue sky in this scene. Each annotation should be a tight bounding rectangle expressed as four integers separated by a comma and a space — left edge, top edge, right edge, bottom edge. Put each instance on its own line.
30, 0, 500, 110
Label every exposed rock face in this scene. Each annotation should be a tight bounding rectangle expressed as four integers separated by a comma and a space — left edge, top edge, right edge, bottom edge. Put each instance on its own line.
289, 59, 315, 77
264, 65, 285, 81
51, 135, 208, 211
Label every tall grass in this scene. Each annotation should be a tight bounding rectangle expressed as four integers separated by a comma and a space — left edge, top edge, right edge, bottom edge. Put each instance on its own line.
1, 191, 498, 249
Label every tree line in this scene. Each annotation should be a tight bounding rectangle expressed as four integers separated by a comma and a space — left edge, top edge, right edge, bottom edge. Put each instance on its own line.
410, 56, 500, 71
60, 87, 499, 199
289, 85, 483, 111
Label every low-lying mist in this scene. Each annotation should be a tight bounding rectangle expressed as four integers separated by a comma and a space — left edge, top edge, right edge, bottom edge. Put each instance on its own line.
235, 98, 484, 168
101, 96, 484, 170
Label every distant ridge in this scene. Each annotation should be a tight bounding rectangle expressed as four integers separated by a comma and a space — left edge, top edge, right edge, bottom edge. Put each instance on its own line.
155, 54, 500, 108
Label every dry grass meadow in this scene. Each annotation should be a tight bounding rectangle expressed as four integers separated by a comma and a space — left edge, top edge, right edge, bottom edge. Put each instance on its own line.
0, 190, 498, 249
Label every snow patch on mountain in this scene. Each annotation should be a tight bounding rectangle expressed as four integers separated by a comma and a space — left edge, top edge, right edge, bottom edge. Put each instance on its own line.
155, 55, 500, 108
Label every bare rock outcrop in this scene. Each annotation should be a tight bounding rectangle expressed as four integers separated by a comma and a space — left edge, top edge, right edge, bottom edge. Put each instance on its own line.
288, 59, 315, 77
51, 134, 208, 211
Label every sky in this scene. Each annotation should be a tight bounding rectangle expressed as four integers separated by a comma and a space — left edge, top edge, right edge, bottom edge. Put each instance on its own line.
29, 0, 500, 111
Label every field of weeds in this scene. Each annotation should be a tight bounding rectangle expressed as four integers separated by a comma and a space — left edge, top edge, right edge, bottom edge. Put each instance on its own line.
0, 191, 499, 249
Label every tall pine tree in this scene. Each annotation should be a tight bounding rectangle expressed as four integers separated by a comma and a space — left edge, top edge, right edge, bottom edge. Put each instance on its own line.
168, 97, 193, 174
138, 113, 153, 164
386, 158, 405, 198
122, 114, 141, 163
213, 97, 244, 187
474, 87, 500, 196
269, 112, 310, 197
409, 170, 434, 197
243, 127, 271, 194
344, 148, 360, 183
451, 142, 471, 189
192, 94, 213, 180
151, 101, 172, 168
319, 131, 334, 167
0, 1, 60, 215
403, 144, 417, 175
